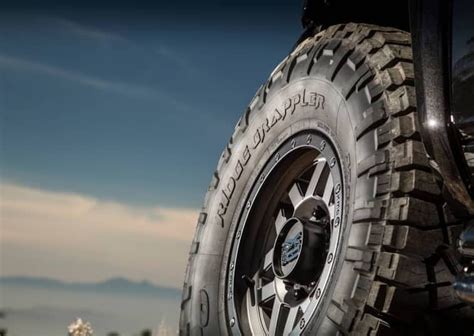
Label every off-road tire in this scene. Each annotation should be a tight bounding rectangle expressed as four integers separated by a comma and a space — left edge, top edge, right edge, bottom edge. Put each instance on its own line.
179, 23, 473, 335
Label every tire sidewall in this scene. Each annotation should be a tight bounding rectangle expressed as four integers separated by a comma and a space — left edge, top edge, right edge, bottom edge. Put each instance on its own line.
193, 78, 359, 334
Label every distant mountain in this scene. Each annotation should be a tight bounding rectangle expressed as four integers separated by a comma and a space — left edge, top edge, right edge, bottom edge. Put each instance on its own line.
0, 276, 181, 299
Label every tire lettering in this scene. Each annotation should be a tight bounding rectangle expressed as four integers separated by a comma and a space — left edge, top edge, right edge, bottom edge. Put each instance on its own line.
216, 90, 326, 227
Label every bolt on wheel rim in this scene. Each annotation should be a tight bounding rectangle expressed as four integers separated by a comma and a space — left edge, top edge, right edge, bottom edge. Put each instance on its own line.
226, 131, 344, 336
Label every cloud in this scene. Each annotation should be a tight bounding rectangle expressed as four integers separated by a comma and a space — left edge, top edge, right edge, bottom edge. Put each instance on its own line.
0, 53, 191, 111
55, 17, 199, 77
54, 18, 126, 43
155, 45, 198, 76
0, 183, 199, 288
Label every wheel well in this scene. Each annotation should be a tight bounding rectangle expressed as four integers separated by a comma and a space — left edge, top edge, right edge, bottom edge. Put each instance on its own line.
302, 0, 410, 32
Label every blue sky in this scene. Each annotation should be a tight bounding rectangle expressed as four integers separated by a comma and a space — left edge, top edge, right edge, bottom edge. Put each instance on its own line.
1, 2, 301, 208
0, 1, 301, 286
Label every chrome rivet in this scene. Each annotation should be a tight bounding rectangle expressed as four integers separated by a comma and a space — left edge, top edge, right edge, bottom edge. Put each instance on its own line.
327, 253, 333, 264
319, 140, 326, 151
299, 317, 306, 329
306, 135, 312, 144
330, 157, 336, 168
335, 183, 341, 193
246, 201, 251, 209
315, 288, 321, 299
291, 139, 296, 148
236, 231, 241, 239
334, 217, 340, 227
230, 262, 234, 270
230, 317, 235, 327
275, 153, 280, 161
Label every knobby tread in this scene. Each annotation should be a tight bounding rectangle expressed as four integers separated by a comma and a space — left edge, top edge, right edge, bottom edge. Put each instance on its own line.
308, 24, 471, 334
179, 23, 472, 335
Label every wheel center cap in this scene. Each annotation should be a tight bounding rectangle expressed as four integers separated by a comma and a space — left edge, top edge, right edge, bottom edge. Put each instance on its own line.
272, 200, 330, 285
275, 218, 304, 278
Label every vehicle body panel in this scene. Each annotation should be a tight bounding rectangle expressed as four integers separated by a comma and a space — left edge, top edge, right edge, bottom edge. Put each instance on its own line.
452, 0, 474, 192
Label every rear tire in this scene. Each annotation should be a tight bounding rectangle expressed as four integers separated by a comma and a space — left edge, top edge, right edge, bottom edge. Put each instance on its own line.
180, 23, 473, 335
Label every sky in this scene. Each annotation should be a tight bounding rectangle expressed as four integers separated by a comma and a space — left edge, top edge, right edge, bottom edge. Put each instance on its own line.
0, 1, 301, 288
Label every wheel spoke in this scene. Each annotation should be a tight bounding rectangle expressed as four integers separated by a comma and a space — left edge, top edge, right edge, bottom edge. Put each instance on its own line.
268, 298, 285, 336
258, 281, 276, 304
263, 248, 274, 272
321, 172, 334, 205
288, 183, 304, 208
328, 204, 335, 219
275, 209, 287, 235
306, 159, 325, 197
243, 272, 259, 307
299, 298, 310, 311
283, 307, 299, 335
